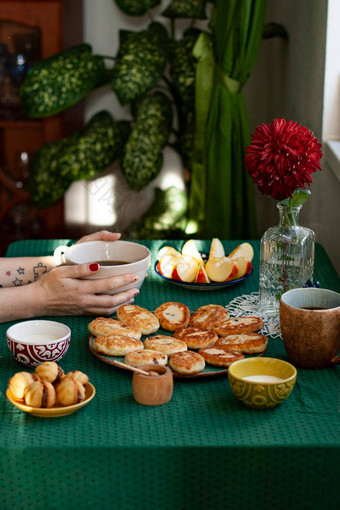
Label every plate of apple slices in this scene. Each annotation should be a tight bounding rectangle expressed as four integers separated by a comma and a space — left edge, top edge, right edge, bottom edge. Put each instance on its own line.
155, 239, 253, 290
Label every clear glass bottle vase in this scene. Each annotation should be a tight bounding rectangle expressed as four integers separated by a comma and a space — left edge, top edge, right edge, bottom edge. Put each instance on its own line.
259, 203, 315, 314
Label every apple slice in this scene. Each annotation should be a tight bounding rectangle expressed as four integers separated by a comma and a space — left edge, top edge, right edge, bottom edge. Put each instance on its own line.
182, 239, 204, 263
228, 242, 254, 262
158, 246, 181, 260
205, 256, 234, 282
246, 261, 252, 274
226, 256, 248, 280
209, 238, 225, 259
159, 254, 180, 278
195, 263, 210, 284
176, 255, 199, 283
225, 260, 239, 281
171, 266, 181, 280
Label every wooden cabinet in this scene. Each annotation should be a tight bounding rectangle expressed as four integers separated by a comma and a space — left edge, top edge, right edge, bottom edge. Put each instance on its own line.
0, 0, 66, 254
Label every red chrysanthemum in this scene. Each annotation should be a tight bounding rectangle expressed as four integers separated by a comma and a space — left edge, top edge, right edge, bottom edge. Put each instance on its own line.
245, 118, 322, 200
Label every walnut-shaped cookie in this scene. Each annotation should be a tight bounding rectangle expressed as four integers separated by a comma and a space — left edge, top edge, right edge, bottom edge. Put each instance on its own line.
56, 377, 86, 406
24, 380, 56, 408
63, 370, 89, 386
8, 371, 40, 400
35, 361, 64, 384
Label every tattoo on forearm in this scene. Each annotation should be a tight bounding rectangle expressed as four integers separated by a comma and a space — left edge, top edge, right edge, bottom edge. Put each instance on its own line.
12, 277, 23, 286
1, 261, 48, 287
33, 262, 48, 281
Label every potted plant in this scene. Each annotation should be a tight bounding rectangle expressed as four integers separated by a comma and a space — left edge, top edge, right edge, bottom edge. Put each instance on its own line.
20, 0, 286, 239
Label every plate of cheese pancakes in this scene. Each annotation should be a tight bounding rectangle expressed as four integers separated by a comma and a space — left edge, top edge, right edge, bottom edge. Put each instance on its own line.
88, 302, 267, 379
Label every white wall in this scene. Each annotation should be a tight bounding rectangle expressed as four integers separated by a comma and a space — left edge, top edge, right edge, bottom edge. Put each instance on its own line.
245, 0, 339, 273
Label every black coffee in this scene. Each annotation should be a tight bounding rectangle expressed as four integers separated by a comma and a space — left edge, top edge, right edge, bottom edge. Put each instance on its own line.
301, 306, 327, 310
96, 260, 129, 266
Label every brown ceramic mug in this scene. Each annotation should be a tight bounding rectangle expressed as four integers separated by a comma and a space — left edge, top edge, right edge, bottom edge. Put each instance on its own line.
280, 288, 340, 369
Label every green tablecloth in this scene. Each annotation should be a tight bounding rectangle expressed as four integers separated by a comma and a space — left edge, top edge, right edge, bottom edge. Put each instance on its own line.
0, 239, 339, 510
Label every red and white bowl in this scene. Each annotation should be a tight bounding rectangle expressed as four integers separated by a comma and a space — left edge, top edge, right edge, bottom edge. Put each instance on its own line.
6, 320, 71, 367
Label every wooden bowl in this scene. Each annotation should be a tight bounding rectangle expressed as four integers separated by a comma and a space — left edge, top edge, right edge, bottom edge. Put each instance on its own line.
132, 365, 173, 406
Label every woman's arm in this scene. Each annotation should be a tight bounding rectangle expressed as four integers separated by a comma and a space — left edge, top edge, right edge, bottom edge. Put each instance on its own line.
0, 231, 121, 288
0, 261, 139, 323
0, 231, 140, 323
0, 256, 55, 288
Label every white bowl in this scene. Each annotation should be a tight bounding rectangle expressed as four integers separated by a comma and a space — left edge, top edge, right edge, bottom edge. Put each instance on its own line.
54, 240, 151, 295
6, 320, 71, 367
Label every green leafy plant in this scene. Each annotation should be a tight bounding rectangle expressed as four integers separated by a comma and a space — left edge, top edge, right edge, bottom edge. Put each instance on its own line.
20, 1, 285, 238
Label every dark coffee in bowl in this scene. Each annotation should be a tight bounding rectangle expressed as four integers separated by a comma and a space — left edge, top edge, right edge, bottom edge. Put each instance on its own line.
96, 260, 129, 266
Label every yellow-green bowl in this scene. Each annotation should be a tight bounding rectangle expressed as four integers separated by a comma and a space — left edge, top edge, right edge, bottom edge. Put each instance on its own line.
228, 357, 297, 409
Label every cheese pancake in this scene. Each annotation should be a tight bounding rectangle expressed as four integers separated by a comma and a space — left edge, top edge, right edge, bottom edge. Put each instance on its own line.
144, 335, 187, 355
124, 349, 168, 368
189, 304, 229, 330
198, 346, 244, 367
154, 302, 190, 332
212, 316, 264, 336
88, 317, 141, 340
215, 333, 267, 354
117, 304, 159, 335
174, 326, 218, 349
169, 351, 205, 375
93, 334, 143, 356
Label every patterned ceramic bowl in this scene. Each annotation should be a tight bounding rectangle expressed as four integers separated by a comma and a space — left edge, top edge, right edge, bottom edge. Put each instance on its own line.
228, 357, 297, 410
6, 320, 71, 367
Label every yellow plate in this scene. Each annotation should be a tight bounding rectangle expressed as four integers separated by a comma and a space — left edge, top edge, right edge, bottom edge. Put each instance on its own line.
6, 382, 96, 418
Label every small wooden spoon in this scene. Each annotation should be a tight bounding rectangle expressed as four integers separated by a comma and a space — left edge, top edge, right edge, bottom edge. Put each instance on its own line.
110, 359, 158, 376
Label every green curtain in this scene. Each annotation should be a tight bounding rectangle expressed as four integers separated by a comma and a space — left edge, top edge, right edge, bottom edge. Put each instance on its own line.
187, 0, 267, 239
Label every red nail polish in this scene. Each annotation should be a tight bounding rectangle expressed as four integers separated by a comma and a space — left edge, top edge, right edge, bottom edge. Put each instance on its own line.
89, 263, 99, 272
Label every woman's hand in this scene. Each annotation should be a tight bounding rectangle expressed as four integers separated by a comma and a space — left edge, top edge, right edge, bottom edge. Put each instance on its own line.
30, 262, 139, 317
76, 231, 121, 245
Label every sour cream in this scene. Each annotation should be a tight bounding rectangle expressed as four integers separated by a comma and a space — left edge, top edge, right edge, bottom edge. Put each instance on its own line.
242, 375, 285, 383
22, 334, 60, 344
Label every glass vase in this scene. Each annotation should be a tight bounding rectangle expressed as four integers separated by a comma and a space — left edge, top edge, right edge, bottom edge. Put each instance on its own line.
259, 203, 315, 314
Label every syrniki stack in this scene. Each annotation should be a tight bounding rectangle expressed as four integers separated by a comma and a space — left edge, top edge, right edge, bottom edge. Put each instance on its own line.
117, 304, 159, 335
212, 316, 264, 336
169, 351, 205, 375
190, 304, 229, 330
154, 302, 190, 332
144, 335, 187, 356
88, 317, 141, 340
198, 346, 244, 367
174, 326, 218, 349
124, 349, 168, 368
93, 334, 143, 356
215, 333, 267, 354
